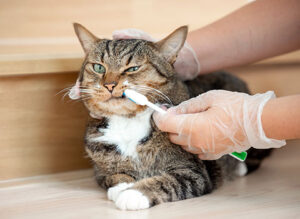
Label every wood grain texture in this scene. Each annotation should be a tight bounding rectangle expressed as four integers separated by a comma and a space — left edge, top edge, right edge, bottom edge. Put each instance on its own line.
0, 73, 90, 180
0, 0, 299, 76
0, 0, 247, 39
0, 140, 299, 218
0, 0, 247, 61
0, 54, 82, 76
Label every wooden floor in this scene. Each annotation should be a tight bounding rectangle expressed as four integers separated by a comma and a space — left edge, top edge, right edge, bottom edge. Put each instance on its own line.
1, 140, 299, 219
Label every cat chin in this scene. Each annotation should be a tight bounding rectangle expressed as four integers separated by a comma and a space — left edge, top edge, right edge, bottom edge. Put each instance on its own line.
87, 101, 147, 118
97, 107, 148, 118
83, 94, 149, 118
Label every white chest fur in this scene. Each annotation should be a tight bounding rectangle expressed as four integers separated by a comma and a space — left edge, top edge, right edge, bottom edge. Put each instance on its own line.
93, 109, 153, 159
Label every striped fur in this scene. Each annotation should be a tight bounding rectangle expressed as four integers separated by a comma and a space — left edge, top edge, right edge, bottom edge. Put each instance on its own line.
73, 23, 271, 210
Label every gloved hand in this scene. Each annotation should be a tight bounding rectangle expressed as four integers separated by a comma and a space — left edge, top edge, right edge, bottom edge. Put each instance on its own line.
153, 90, 286, 160
112, 28, 200, 81
69, 79, 80, 100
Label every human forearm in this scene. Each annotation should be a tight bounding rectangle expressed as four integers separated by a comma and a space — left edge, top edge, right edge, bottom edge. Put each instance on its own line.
262, 94, 300, 140
153, 90, 287, 160
187, 0, 300, 74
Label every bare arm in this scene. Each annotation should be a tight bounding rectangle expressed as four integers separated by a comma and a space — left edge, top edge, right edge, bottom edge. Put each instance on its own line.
187, 0, 300, 74
262, 94, 300, 140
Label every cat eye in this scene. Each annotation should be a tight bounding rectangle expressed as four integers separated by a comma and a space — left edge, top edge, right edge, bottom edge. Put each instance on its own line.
124, 66, 140, 73
93, 64, 106, 74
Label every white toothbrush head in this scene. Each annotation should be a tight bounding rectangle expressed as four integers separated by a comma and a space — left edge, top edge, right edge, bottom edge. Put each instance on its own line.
123, 89, 148, 105
123, 89, 167, 114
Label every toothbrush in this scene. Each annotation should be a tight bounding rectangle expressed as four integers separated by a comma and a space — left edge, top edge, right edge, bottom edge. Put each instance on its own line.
124, 89, 167, 114
229, 152, 247, 162
123, 89, 247, 161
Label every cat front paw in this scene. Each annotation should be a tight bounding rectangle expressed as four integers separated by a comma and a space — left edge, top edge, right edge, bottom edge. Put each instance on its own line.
115, 189, 150, 210
107, 182, 134, 202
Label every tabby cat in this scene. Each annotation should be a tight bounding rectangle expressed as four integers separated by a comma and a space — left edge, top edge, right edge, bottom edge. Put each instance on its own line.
70, 23, 271, 210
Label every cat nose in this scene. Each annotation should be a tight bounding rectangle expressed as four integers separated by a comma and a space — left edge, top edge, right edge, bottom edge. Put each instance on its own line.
104, 82, 117, 92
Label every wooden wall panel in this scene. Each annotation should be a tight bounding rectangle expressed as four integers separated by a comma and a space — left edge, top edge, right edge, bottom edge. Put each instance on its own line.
231, 64, 300, 97
0, 73, 90, 180
1, 63, 299, 180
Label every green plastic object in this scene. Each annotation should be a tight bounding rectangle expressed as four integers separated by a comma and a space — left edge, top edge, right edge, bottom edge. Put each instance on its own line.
230, 151, 247, 162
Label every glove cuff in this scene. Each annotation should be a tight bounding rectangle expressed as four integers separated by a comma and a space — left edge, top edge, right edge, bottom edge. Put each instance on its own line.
184, 42, 201, 74
244, 91, 286, 149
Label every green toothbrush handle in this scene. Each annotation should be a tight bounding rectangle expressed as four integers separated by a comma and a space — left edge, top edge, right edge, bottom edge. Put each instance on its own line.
230, 151, 247, 161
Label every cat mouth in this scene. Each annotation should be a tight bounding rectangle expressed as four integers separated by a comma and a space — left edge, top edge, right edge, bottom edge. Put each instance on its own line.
107, 96, 126, 102
104, 93, 126, 102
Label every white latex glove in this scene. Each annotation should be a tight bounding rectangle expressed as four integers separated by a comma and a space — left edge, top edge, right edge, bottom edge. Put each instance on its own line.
112, 28, 200, 81
153, 90, 286, 160
69, 79, 80, 100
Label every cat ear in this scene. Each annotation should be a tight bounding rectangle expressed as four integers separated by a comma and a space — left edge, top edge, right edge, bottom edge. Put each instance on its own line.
155, 26, 188, 64
73, 23, 99, 53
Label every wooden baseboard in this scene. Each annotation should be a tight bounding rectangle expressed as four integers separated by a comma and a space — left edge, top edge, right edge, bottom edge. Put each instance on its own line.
0, 73, 90, 180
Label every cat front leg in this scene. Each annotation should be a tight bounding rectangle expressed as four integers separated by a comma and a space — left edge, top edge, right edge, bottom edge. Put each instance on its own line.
95, 173, 136, 202
107, 181, 135, 202
105, 174, 136, 202
114, 169, 213, 210
114, 174, 171, 210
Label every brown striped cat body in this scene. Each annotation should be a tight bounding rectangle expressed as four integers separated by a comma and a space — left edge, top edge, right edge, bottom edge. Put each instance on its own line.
72, 23, 270, 210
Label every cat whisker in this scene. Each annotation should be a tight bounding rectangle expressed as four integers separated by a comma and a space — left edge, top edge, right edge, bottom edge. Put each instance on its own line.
56, 86, 73, 96
70, 95, 92, 103
131, 84, 172, 105
61, 91, 71, 102
131, 88, 158, 103
132, 87, 165, 103
140, 85, 173, 105
59, 88, 75, 102
56, 84, 88, 95
57, 84, 87, 102
130, 85, 173, 105
132, 89, 169, 107
131, 88, 161, 103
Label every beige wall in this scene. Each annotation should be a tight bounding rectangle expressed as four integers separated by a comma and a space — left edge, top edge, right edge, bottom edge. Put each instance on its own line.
231, 64, 300, 97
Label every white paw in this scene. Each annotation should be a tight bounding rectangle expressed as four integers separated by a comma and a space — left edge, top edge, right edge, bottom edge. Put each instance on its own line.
115, 189, 150, 210
107, 183, 134, 202
235, 162, 248, 176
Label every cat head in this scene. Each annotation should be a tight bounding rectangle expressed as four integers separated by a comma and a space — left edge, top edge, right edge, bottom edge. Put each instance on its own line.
72, 23, 188, 117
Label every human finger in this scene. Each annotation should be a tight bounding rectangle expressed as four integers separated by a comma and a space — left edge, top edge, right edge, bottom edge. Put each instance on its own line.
153, 112, 203, 135
169, 92, 214, 115
169, 133, 204, 154
198, 153, 224, 160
